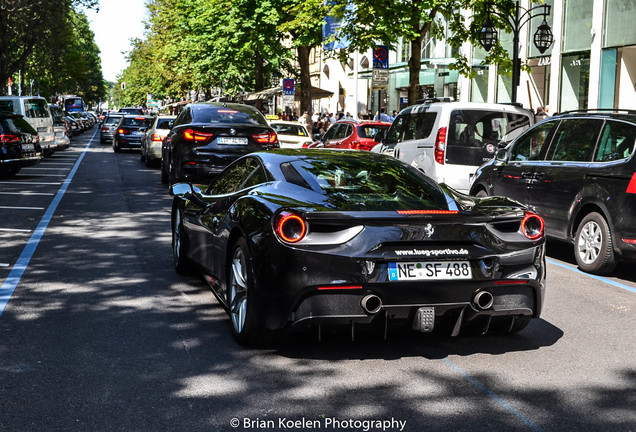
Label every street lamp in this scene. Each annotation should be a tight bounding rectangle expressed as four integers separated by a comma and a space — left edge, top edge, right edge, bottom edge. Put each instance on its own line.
478, 1, 553, 103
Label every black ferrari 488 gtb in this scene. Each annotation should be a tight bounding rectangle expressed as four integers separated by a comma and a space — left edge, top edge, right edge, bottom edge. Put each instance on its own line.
171, 149, 546, 344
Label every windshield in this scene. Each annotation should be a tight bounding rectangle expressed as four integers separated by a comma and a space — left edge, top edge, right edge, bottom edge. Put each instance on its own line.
284, 156, 449, 211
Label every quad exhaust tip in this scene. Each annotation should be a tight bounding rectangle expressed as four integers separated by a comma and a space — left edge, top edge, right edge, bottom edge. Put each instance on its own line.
473, 291, 494, 310
361, 294, 382, 314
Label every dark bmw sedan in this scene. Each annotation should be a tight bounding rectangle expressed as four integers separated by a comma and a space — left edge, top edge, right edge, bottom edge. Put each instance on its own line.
161, 102, 279, 185
113, 115, 154, 152
0, 111, 42, 177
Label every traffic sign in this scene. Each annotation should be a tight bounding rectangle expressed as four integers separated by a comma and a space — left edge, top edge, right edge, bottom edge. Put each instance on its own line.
373, 45, 389, 69
282, 79, 295, 96
371, 69, 389, 90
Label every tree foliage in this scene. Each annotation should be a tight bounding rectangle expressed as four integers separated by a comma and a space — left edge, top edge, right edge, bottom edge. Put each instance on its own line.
0, 0, 105, 103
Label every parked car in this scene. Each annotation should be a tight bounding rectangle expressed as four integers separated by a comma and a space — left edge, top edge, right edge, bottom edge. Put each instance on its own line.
119, 107, 145, 115
0, 96, 56, 156
269, 120, 312, 148
161, 102, 279, 185
170, 149, 546, 344
65, 115, 80, 136
69, 112, 90, 132
141, 115, 175, 166
470, 109, 636, 275
307, 120, 391, 151
0, 111, 42, 177
373, 100, 534, 192
112, 115, 154, 152
48, 104, 70, 150
99, 113, 123, 144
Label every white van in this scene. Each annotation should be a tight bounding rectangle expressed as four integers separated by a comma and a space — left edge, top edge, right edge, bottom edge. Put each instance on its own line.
0, 96, 56, 155
374, 101, 534, 192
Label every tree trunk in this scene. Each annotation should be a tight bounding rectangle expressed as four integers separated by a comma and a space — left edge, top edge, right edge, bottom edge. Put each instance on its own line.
297, 45, 312, 117
407, 38, 422, 105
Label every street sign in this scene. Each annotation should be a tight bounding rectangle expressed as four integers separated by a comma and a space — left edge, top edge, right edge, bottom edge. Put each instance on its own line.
373, 45, 389, 69
282, 79, 295, 96
371, 69, 389, 90
283, 95, 295, 107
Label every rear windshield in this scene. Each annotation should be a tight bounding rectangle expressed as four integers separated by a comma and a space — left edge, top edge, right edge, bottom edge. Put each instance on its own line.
24, 99, 51, 119
284, 156, 448, 211
0, 116, 36, 134
358, 124, 389, 139
156, 118, 173, 129
271, 123, 308, 137
49, 106, 65, 124
447, 110, 531, 166
122, 117, 152, 127
105, 116, 122, 125
120, 108, 144, 115
191, 105, 268, 126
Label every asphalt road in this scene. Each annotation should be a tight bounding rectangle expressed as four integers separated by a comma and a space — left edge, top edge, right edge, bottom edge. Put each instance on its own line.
0, 129, 634, 432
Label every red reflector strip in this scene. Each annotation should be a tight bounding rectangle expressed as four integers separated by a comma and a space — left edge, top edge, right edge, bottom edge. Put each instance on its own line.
622, 238, 636, 244
494, 280, 528, 285
396, 210, 459, 215
317, 285, 363, 291
627, 173, 636, 194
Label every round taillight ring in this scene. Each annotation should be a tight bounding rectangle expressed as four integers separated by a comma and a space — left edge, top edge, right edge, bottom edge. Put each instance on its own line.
276, 211, 307, 243
521, 212, 544, 240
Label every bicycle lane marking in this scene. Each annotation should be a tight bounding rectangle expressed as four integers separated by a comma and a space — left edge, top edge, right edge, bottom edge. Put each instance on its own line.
0, 129, 97, 317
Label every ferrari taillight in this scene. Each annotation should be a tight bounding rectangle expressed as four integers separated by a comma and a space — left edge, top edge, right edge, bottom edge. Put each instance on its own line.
434, 127, 447, 165
275, 211, 307, 243
253, 131, 278, 145
183, 128, 214, 142
521, 212, 544, 240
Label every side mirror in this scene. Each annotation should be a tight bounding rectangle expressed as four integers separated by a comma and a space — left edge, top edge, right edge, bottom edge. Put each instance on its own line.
373, 130, 385, 143
170, 182, 192, 197
494, 148, 508, 164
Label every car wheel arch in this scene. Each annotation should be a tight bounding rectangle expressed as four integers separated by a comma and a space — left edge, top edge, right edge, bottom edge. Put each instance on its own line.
570, 201, 615, 245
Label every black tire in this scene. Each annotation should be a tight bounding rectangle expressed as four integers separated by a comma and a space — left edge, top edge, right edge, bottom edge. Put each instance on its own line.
172, 204, 194, 274
226, 237, 272, 345
140, 150, 146, 163
113, 139, 121, 153
574, 212, 617, 275
160, 161, 169, 184
475, 189, 488, 198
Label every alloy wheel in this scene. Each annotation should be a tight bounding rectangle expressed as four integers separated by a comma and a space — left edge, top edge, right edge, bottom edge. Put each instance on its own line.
577, 220, 602, 264
229, 248, 248, 334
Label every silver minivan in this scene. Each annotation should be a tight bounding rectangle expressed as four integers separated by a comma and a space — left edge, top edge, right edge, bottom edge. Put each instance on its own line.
373, 101, 534, 192
0, 96, 56, 155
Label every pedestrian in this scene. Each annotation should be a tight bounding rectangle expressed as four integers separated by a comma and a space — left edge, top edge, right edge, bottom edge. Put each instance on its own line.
374, 107, 391, 122
299, 111, 310, 127
535, 106, 548, 121
390, 110, 398, 122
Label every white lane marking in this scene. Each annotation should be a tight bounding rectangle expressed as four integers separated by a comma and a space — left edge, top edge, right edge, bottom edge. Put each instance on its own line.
0, 206, 45, 210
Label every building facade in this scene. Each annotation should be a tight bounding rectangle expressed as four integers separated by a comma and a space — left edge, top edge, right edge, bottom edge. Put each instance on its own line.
306, 0, 636, 117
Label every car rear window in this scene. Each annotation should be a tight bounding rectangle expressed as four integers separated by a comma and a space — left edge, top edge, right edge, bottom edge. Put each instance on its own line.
105, 116, 122, 125
384, 109, 437, 146
24, 99, 50, 119
0, 116, 36, 134
285, 156, 449, 211
271, 123, 308, 137
156, 118, 173, 129
191, 105, 268, 126
122, 117, 152, 127
358, 124, 389, 139
447, 110, 532, 166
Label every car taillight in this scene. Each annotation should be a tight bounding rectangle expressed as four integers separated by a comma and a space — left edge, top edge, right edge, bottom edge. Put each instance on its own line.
434, 127, 447, 165
350, 140, 361, 149
521, 212, 544, 240
101, 127, 109, 132
253, 131, 278, 145
151, 133, 166, 142
0, 134, 19, 143
274, 211, 307, 243
118, 128, 130, 135
183, 128, 214, 142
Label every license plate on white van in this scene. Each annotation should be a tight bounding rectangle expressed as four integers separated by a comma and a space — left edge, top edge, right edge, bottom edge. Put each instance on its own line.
37, 127, 47, 132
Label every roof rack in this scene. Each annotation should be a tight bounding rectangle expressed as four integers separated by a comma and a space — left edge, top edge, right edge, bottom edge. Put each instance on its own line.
558, 108, 636, 116
415, 97, 455, 104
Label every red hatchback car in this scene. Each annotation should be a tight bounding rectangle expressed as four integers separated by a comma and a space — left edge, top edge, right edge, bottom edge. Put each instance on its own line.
305, 120, 391, 151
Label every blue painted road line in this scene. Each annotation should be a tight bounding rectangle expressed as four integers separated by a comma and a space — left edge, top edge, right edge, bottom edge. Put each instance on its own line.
0, 131, 96, 317
443, 358, 545, 432
547, 258, 636, 294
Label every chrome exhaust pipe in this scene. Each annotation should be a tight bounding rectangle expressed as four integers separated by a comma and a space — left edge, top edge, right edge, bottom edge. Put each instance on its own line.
473, 291, 494, 310
361, 294, 382, 314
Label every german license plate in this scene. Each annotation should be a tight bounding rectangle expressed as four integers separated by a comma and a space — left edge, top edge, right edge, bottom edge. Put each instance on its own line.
37, 127, 47, 132
21, 144, 35, 151
388, 261, 472, 281
133, 131, 144, 136
218, 136, 248, 145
